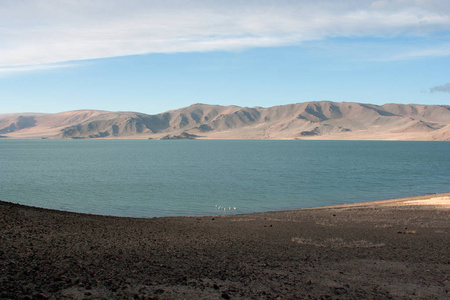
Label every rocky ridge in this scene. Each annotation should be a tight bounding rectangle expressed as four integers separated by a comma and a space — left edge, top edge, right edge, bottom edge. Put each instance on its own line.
1, 101, 449, 140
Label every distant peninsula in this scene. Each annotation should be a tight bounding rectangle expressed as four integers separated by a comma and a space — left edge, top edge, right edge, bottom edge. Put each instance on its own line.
1, 101, 449, 140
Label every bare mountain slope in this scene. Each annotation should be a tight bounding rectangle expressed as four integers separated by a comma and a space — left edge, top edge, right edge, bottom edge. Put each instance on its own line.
1, 102, 449, 140
0, 110, 124, 139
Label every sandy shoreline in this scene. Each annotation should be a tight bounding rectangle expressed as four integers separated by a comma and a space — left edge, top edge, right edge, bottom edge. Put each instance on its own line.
1, 194, 449, 299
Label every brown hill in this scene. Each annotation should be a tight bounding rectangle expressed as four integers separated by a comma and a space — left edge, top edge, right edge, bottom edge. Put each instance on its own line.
1, 102, 449, 140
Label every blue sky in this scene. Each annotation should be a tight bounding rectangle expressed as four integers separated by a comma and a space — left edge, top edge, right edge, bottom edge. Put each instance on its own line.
1, 0, 449, 114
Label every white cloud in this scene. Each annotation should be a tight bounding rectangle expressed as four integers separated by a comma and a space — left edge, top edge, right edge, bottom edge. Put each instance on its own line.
0, 63, 78, 77
1, 0, 449, 71
390, 43, 450, 60
430, 82, 450, 93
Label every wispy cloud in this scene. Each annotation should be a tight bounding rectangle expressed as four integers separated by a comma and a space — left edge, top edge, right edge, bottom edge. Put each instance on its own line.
387, 42, 450, 60
430, 82, 450, 93
0, 63, 78, 77
1, 0, 449, 71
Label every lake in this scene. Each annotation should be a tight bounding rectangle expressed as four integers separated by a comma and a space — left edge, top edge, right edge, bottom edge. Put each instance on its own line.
0, 139, 448, 217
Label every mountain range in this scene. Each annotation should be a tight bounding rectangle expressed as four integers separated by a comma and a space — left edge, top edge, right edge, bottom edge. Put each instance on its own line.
1, 101, 449, 140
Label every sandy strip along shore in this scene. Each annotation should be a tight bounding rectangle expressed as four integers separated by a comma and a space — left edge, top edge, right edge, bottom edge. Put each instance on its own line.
1, 194, 449, 299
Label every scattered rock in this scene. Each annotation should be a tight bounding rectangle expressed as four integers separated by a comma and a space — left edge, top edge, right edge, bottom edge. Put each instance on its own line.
1, 196, 449, 299
154, 288, 164, 295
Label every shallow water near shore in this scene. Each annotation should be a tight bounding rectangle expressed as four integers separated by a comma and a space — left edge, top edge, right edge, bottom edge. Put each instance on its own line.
1, 139, 449, 217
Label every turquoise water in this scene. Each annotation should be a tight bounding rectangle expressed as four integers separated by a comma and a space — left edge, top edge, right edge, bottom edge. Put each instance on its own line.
0, 139, 448, 217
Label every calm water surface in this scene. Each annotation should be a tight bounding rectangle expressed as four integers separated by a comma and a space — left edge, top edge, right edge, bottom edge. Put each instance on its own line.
0, 140, 448, 217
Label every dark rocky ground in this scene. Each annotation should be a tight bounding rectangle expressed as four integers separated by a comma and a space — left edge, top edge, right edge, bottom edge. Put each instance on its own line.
1, 195, 449, 299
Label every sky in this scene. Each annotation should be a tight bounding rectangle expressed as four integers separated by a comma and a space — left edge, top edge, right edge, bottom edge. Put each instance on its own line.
0, 0, 449, 114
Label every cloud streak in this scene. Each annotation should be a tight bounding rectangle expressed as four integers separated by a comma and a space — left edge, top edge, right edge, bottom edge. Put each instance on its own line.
1, 0, 449, 71
430, 83, 450, 93
0, 63, 78, 78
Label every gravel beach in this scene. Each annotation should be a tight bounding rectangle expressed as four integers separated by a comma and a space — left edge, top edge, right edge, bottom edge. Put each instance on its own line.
1, 194, 449, 299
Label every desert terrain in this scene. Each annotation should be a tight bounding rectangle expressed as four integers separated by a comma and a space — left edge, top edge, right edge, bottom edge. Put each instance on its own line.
1, 193, 449, 299
1, 101, 449, 140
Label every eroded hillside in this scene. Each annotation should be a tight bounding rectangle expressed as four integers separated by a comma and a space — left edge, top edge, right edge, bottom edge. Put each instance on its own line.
1, 102, 449, 140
